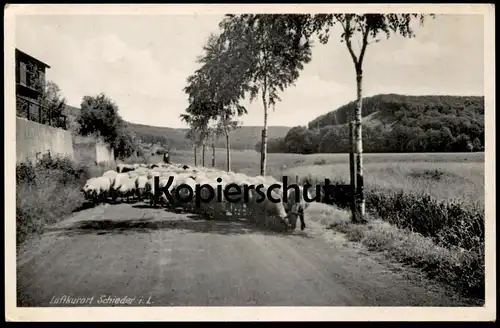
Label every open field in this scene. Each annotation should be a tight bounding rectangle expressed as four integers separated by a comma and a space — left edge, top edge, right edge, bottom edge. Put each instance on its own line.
166, 149, 484, 206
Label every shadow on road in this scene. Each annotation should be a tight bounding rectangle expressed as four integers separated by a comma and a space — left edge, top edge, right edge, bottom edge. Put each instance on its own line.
131, 204, 155, 209
72, 201, 97, 213
49, 211, 313, 238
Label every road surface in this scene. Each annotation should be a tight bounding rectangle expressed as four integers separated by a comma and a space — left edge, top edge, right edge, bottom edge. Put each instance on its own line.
17, 202, 468, 307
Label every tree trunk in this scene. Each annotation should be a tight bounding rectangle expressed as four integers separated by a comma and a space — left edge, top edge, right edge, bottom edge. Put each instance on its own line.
260, 92, 268, 176
211, 142, 215, 167
354, 71, 366, 223
349, 120, 357, 222
194, 145, 197, 166
202, 142, 206, 167
225, 133, 231, 172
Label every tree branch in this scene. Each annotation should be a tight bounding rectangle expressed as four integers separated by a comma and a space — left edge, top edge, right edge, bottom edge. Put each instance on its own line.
335, 16, 359, 68
357, 19, 370, 70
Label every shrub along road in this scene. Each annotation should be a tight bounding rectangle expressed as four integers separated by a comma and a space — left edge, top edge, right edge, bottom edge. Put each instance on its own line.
17, 202, 469, 307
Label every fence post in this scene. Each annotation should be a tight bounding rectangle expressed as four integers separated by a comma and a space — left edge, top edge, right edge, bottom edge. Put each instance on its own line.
349, 121, 357, 222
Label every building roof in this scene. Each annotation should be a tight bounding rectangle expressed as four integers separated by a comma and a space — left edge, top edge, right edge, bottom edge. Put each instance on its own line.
15, 48, 51, 69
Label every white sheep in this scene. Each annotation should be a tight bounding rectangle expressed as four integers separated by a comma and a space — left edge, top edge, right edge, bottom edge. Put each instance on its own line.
102, 170, 118, 185
247, 185, 289, 230
135, 175, 149, 201
117, 163, 135, 173
145, 178, 157, 206
194, 178, 228, 219
147, 171, 161, 179
128, 171, 139, 179
145, 177, 170, 206
223, 176, 254, 218
117, 177, 137, 202
131, 167, 148, 176
170, 176, 197, 210
111, 173, 131, 202
81, 177, 111, 203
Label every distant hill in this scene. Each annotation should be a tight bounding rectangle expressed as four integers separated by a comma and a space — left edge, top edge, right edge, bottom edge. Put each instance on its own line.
64, 104, 291, 150
307, 94, 485, 130
271, 93, 486, 154
127, 122, 291, 150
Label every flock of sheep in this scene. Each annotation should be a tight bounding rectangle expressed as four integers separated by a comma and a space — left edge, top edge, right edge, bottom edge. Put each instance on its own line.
81, 162, 313, 231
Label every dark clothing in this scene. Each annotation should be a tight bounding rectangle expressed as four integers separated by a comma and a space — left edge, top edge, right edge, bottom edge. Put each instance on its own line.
163, 153, 170, 164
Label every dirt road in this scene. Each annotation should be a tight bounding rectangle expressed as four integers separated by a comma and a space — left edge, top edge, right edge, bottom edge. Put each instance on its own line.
17, 202, 467, 307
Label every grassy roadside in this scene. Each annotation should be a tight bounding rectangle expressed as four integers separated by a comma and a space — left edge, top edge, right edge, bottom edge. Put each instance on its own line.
305, 188, 485, 303
16, 150, 156, 246
15, 154, 115, 245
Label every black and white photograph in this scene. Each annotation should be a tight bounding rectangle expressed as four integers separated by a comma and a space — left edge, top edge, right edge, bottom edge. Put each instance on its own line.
5, 3, 495, 322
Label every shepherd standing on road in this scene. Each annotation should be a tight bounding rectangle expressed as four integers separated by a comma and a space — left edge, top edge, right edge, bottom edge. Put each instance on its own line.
163, 151, 170, 164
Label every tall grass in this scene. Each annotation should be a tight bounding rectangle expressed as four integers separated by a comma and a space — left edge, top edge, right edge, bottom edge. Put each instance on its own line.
281, 158, 485, 301
16, 153, 114, 245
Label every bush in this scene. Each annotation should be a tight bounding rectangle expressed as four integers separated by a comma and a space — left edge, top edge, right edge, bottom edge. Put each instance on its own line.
365, 190, 484, 251
16, 153, 102, 245
313, 158, 327, 165
314, 177, 485, 300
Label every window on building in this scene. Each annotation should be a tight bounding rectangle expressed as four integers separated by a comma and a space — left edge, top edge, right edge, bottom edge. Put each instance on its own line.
19, 61, 27, 86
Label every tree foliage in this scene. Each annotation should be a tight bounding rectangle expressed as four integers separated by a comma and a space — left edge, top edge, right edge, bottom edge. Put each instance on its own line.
37, 80, 68, 129
217, 14, 315, 175
219, 14, 314, 108
76, 93, 139, 159
182, 28, 252, 170
181, 113, 210, 147
264, 94, 485, 154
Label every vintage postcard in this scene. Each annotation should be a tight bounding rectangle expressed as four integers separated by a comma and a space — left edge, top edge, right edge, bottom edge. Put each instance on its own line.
4, 3, 495, 322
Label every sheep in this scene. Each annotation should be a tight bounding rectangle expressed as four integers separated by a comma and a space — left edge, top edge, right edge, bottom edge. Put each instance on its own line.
111, 173, 131, 202
145, 178, 157, 206
192, 175, 209, 184
223, 175, 254, 218
102, 170, 118, 185
135, 175, 149, 201
147, 171, 161, 179
128, 171, 139, 179
82, 162, 305, 232
81, 177, 111, 203
145, 177, 172, 207
169, 176, 198, 210
117, 177, 137, 203
134, 167, 150, 175
193, 178, 228, 220
247, 185, 289, 231
117, 163, 135, 173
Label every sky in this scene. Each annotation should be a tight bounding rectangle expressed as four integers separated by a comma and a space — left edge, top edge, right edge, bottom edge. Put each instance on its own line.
15, 13, 484, 129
